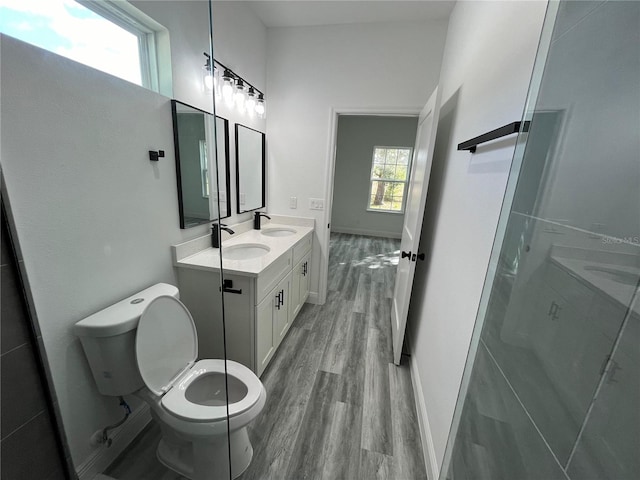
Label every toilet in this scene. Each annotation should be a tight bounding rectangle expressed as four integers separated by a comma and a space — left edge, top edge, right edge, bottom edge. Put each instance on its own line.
74, 283, 266, 480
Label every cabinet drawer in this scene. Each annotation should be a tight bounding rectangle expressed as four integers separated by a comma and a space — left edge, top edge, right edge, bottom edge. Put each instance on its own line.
256, 251, 293, 305
292, 232, 313, 265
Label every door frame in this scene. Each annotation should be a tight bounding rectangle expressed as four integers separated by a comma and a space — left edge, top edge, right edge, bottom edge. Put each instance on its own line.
319, 105, 422, 305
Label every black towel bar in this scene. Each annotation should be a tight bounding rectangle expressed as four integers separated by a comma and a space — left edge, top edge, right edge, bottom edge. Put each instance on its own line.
458, 121, 529, 153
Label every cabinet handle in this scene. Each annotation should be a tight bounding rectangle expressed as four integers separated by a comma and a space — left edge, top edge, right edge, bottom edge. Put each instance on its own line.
275, 290, 284, 309
547, 301, 561, 321
303, 262, 307, 276
607, 360, 621, 384
220, 279, 242, 295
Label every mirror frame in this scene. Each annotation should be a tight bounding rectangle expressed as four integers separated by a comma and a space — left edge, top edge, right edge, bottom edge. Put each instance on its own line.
171, 100, 231, 228
215, 116, 232, 220
235, 123, 266, 214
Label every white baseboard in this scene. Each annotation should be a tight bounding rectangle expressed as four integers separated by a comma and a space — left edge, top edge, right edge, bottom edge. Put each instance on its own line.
408, 352, 440, 480
76, 404, 152, 480
331, 226, 402, 239
307, 291, 320, 305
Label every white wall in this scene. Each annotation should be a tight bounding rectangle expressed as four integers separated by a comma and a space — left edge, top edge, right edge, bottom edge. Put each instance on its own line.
0, 1, 267, 473
331, 115, 419, 238
266, 20, 448, 302
405, 1, 547, 474
211, 1, 267, 226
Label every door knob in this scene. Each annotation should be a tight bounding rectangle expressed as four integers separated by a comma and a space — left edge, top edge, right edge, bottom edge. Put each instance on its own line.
401, 251, 411, 259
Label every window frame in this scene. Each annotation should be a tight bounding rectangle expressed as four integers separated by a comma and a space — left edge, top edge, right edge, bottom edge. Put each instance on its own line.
366, 146, 413, 214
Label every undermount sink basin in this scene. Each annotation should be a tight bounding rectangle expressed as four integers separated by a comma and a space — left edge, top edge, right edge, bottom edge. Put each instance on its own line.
222, 243, 270, 260
261, 227, 297, 237
583, 265, 639, 286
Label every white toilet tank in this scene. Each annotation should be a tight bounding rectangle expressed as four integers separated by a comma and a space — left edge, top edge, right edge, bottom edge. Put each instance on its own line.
74, 283, 179, 396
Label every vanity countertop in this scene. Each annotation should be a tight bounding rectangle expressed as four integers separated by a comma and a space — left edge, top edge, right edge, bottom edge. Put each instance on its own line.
550, 255, 639, 310
174, 222, 314, 277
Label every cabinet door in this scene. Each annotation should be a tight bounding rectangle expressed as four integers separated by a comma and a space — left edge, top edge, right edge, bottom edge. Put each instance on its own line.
300, 252, 311, 305
290, 252, 311, 321
273, 273, 291, 348
256, 293, 276, 376
290, 259, 302, 319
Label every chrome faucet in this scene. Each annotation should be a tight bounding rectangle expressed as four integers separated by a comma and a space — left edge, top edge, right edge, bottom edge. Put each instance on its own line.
211, 223, 234, 248
254, 212, 271, 230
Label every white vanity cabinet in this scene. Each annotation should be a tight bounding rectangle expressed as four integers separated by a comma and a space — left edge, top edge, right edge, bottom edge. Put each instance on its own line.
175, 228, 313, 377
289, 233, 312, 319
290, 251, 311, 319
256, 270, 292, 373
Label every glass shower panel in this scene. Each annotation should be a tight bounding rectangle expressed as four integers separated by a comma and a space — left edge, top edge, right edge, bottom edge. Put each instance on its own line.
0, 0, 232, 478
443, 1, 640, 478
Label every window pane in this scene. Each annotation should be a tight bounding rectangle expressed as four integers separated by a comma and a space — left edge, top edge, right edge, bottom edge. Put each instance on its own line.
369, 181, 404, 211
0, 0, 143, 86
374, 147, 386, 163
386, 148, 398, 164
398, 149, 410, 165
394, 164, 408, 181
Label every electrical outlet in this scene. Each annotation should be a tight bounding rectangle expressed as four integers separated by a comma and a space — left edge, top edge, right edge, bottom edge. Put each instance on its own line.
290, 196, 297, 209
309, 198, 324, 210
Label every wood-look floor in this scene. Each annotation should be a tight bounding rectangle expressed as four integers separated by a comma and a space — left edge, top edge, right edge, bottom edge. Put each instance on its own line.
104, 232, 427, 480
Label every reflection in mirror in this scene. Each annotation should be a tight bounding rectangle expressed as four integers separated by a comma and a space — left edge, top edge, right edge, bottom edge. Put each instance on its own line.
171, 100, 230, 227
215, 116, 231, 219
235, 124, 265, 213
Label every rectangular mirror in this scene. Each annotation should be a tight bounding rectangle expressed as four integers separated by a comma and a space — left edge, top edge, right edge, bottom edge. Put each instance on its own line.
171, 100, 230, 228
235, 123, 265, 213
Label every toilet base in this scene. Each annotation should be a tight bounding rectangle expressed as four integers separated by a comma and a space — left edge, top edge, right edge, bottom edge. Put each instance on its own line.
156, 426, 254, 480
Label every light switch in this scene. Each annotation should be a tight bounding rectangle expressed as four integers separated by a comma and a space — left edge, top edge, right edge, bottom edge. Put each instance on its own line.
290, 196, 297, 209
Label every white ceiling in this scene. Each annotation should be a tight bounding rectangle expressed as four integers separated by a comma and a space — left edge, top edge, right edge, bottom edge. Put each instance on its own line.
244, 1, 455, 28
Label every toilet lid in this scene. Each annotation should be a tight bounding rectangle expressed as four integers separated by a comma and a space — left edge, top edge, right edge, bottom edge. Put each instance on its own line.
136, 295, 198, 396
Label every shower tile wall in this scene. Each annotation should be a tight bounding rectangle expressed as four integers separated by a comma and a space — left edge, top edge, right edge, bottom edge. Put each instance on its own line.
1, 202, 73, 480
445, 2, 640, 479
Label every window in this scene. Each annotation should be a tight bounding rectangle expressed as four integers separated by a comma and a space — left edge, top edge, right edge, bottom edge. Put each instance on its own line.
367, 146, 413, 213
199, 140, 209, 198
0, 0, 159, 90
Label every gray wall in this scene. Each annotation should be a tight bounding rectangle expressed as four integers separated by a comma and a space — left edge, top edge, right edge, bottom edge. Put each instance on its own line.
331, 115, 418, 238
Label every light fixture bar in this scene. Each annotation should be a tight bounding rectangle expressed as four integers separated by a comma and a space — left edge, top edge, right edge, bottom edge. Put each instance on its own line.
212, 58, 265, 98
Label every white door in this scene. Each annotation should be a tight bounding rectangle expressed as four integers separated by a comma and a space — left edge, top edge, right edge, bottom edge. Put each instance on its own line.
392, 87, 441, 365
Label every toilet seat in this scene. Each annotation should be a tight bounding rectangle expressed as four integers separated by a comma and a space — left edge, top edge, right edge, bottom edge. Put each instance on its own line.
136, 295, 264, 424
162, 359, 264, 422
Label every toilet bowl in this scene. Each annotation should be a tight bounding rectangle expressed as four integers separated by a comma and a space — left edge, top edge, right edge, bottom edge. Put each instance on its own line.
74, 284, 266, 480
136, 295, 266, 480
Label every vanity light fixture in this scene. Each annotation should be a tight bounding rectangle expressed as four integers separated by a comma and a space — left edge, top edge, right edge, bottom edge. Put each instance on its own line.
246, 87, 256, 116
221, 69, 235, 107
235, 78, 246, 111
255, 93, 265, 118
210, 58, 266, 118
202, 52, 214, 92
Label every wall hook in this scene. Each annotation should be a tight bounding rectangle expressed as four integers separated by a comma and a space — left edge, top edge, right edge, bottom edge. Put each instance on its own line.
149, 150, 165, 161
